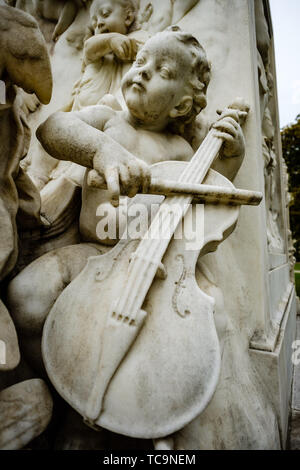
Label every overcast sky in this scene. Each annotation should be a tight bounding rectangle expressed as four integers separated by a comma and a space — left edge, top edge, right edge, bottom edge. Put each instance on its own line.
270, 0, 300, 127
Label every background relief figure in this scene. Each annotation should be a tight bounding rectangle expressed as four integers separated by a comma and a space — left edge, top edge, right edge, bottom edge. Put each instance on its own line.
0, 0, 294, 451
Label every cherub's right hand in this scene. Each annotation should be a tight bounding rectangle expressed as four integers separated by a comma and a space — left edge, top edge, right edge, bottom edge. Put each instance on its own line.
93, 147, 151, 204
109, 34, 138, 62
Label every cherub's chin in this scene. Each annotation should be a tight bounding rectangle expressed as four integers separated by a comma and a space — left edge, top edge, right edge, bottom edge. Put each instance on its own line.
125, 94, 142, 110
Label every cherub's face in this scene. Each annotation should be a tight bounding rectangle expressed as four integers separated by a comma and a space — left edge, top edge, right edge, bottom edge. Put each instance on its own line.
90, 0, 131, 35
121, 35, 193, 127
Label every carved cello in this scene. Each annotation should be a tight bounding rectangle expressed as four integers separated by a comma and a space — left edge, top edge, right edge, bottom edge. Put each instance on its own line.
42, 101, 261, 439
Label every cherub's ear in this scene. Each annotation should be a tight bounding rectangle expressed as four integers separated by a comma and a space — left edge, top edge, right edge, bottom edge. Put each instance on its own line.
169, 96, 193, 119
125, 9, 135, 28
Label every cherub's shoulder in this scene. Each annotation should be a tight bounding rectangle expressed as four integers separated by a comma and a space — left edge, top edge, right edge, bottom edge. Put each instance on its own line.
165, 133, 194, 162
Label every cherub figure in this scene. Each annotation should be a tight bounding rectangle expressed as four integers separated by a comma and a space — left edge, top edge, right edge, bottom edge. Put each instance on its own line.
7, 28, 245, 415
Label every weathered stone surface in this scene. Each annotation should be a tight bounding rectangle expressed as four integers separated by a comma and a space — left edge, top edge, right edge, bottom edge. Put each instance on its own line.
0, 300, 20, 372
0, 379, 53, 450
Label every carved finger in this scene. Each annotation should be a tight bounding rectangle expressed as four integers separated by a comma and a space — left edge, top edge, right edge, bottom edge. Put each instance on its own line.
213, 121, 237, 137
218, 116, 239, 129
87, 169, 105, 188
141, 163, 151, 194
122, 41, 129, 58
239, 111, 248, 119
119, 165, 131, 195
128, 39, 138, 60
127, 163, 142, 198
124, 40, 132, 60
115, 47, 126, 61
130, 39, 138, 59
217, 109, 240, 123
213, 131, 235, 143
127, 40, 133, 60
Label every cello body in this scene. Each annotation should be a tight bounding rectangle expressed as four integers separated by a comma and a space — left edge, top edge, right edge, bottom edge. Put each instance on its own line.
42, 161, 239, 439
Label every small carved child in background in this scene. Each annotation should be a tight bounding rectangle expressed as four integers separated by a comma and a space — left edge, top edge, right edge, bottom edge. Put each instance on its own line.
68, 0, 149, 111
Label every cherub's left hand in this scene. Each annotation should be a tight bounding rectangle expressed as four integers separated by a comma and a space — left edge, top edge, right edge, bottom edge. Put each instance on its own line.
212, 109, 245, 159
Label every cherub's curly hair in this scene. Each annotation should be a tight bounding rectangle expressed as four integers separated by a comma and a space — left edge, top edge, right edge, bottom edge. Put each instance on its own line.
161, 26, 211, 138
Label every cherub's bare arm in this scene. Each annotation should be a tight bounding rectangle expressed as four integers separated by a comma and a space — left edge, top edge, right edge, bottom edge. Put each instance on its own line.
84, 34, 115, 64
37, 106, 113, 167
36, 106, 150, 198
84, 33, 138, 64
